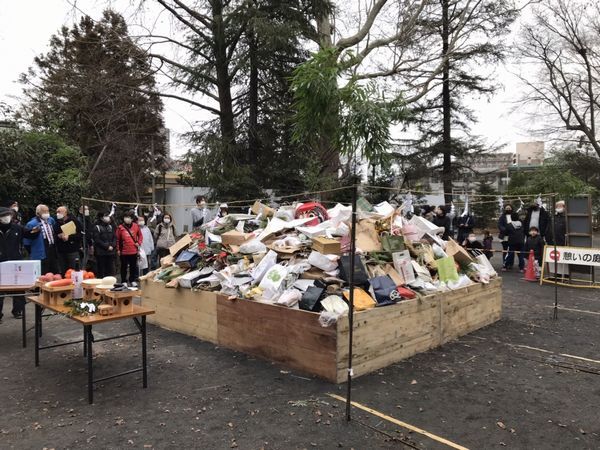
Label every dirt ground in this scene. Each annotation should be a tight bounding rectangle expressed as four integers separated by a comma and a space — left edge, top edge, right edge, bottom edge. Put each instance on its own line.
1, 255, 599, 449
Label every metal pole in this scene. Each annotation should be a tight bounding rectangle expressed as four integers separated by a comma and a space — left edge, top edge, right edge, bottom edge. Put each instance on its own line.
346, 184, 358, 422
552, 195, 558, 320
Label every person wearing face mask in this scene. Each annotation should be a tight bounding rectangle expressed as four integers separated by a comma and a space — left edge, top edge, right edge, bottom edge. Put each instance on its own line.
23, 204, 59, 274
4, 199, 22, 225
53, 206, 82, 275
154, 213, 176, 260
92, 212, 117, 278
524, 226, 545, 265
464, 232, 483, 251
191, 195, 209, 229
0, 207, 40, 320
523, 200, 549, 238
116, 211, 143, 284
497, 204, 525, 272
545, 201, 567, 246
138, 215, 154, 274
432, 205, 451, 240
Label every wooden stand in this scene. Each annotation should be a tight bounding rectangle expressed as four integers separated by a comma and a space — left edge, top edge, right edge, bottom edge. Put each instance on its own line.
40, 284, 74, 306
103, 290, 140, 314
83, 286, 104, 302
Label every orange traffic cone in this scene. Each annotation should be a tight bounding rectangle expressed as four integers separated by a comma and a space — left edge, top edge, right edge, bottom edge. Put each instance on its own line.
523, 250, 537, 282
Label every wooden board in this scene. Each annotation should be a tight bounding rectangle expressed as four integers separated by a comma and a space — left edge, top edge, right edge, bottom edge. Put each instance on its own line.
217, 296, 338, 381
141, 280, 218, 343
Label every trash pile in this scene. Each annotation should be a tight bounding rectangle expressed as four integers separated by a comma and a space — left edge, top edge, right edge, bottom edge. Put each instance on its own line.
143, 199, 497, 326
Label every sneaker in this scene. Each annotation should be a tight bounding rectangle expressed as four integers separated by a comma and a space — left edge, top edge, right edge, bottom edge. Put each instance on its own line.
12, 313, 23, 319
501, 267, 508, 272
519, 269, 525, 273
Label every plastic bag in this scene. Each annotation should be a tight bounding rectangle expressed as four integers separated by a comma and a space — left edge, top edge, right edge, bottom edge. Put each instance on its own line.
276, 289, 302, 307
137, 247, 148, 270
239, 239, 268, 254
321, 295, 349, 315
437, 256, 459, 282
308, 250, 339, 272
319, 311, 341, 327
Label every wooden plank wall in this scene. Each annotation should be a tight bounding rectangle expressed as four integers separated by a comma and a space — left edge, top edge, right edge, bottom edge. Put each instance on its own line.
216, 296, 338, 382
141, 280, 218, 343
336, 278, 502, 382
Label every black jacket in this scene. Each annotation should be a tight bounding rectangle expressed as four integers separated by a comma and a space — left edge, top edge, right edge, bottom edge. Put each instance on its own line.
524, 234, 545, 259
0, 223, 35, 262
53, 215, 82, 254
498, 212, 525, 246
77, 214, 94, 246
433, 214, 452, 240
457, 214, 475, 242
92, 222, 117, 256
523, 206, 549, 237
545, 213, 567, 246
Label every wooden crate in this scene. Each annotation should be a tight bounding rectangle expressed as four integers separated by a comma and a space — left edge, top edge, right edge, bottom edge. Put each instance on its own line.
141, 280, 218, 344
103, 290, 140, 314
216, 296, 338, 381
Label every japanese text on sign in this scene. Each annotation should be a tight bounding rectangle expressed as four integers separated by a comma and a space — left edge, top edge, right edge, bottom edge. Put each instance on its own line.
544, 246, 600, 267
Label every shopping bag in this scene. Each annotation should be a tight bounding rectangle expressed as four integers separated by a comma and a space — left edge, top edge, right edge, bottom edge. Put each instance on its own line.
251, 250, 278, 282
392, 251, 415, 285
338, 254, 369, 287
137, 247, 148, 270
355, 220, 382, 252
437, 256, 459, 282
175, 250, 200, 268
300, 285, 325, 312
258, 264, 289, 291
381, 234, 405, 253
342, 288, 376, 311
369, 275, 398, 306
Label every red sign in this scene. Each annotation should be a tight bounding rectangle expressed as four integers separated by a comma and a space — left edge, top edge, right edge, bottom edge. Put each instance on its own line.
549, 250, 560, 261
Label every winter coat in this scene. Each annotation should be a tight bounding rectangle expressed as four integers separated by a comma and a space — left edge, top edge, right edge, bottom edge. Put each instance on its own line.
523, 207, 549, 237
545, 213, 567, 246
456, 214, 475, 243
77, 214, 94, 246
154, 223, 176, 250
53, 214, 82, 254
23, 216, 57, 260
0, 223, 35, 262
92, 222, 117, 256
498, 212, 525, 246
465, 240, 484, 250
139, 225, 155, 257
524, 234, 545, 260
117, 223, 143, 256
433, 214, 452, 240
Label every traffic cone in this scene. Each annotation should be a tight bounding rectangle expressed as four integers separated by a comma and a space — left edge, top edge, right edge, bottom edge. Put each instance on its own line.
523, 250, 537, 282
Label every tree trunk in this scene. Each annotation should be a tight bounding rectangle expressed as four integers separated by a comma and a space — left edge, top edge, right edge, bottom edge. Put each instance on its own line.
211, 0, 236, 163
441, 0, 453, 204
248, 24, 259, 165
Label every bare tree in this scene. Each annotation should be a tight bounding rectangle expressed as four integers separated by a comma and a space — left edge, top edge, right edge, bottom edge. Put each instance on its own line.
517, 0, 600, 158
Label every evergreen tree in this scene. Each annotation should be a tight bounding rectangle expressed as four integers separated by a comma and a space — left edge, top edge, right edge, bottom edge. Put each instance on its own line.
20, 10, 167, 202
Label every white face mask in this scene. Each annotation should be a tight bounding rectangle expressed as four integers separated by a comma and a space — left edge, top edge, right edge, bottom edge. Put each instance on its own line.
468, 237, 476, 243
11, 206, 18, 212
84, 209, 90, 216
163, 218, 171, 224
41, 213, 50, 220
56, 213, 64, 220
124, 217, 133, 225
138, 221, 145, 227
0, 216, 11, 224
556, 208, 564, 214
102, 216, 111, 223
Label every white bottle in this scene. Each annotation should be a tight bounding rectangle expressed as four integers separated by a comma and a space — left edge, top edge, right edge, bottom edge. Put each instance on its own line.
71, 260, 84, 300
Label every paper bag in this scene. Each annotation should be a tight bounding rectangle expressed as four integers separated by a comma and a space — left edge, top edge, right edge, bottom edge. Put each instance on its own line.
60, 220, 77, 237
437, 256, 459, 282
392, 251, 416, 285
355, 220, 382, 252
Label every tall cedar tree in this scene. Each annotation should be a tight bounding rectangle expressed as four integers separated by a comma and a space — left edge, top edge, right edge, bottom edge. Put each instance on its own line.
406, 1, 517, 203
20, 10, 167, 202
176, 0, 320, 199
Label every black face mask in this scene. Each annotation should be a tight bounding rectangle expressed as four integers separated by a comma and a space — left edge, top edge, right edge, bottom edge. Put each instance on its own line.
532, 205, 539, 211
505, 209, 512, 214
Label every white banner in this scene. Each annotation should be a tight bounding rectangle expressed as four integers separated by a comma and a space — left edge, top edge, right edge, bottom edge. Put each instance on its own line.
544, 246, 600, 267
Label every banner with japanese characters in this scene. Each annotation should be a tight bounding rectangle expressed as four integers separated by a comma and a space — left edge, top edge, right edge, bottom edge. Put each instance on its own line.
544, 246, 600, 267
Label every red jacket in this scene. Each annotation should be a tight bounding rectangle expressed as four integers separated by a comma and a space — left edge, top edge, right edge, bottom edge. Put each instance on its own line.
117, 223, 143, 256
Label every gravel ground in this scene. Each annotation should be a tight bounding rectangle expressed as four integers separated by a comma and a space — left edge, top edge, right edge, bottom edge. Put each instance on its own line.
1, 254, 599, 449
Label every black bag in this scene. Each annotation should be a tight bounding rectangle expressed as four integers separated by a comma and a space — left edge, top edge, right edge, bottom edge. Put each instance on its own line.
370, 275, 398, 307
300, 285, 325, 312
338, 255, 369, 287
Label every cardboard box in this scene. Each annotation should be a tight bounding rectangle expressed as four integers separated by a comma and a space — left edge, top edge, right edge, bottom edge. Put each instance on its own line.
221, 230, 252, 246
169, 234, 192, 256
446, 238, 474, 265
312, 236, 342, 255
0, 260, 41, 286
251, 201, 274, 217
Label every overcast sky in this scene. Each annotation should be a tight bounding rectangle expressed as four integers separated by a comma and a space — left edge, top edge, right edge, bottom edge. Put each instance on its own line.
0, 0, 536, 157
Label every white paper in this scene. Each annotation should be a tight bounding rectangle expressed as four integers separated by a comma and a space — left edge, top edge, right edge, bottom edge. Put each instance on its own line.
392, 251, 416, 285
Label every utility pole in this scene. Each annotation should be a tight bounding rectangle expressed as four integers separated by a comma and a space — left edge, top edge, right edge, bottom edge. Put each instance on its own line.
151, 138, 156, 205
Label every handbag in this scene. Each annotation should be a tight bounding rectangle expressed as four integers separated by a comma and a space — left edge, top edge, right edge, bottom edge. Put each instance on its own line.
369, 275, 398, 306
300, 285, 325, 312
338, 254, 369, 287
